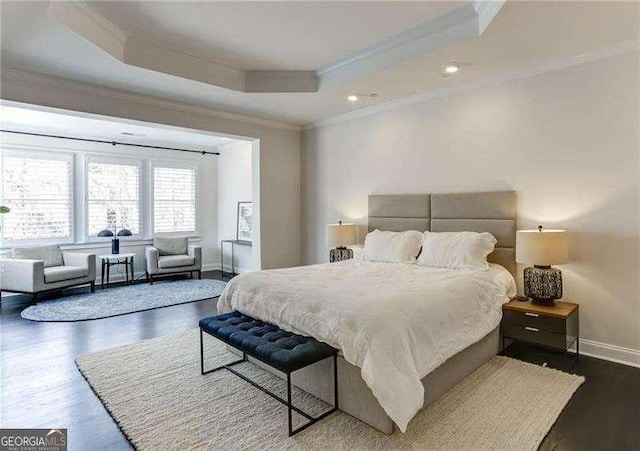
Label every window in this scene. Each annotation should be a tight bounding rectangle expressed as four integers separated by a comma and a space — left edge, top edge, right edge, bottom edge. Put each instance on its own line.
2, 152, 73, 242
1, 147, 204, 245
87, 159, 141, 236
153, 165, 196, 233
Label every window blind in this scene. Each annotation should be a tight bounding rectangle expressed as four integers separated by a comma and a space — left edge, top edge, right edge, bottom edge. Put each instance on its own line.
87, 161, 140, 236
153, 166, 196, 233
2, 155, 73, 241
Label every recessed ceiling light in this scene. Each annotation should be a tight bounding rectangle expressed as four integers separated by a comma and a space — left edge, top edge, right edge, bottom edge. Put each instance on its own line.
443, 63, 460, 74
347, 93, 379, 102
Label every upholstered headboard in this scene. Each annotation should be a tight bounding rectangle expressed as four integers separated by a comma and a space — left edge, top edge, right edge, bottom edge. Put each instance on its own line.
368, 191, 516, 274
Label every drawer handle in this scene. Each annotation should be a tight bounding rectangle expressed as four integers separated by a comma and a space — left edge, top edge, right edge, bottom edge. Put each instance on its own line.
525, 313, 539, 317
525, 327, 539, 332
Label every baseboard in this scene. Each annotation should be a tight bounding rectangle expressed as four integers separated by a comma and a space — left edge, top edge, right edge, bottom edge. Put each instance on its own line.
203, 263, 252, 274
123, 265, 232, 281
568, 338, 640, 368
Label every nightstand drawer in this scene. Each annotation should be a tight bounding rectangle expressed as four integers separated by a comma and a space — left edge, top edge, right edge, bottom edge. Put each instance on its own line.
502, 323, 567, 350
503, 309, 565, 333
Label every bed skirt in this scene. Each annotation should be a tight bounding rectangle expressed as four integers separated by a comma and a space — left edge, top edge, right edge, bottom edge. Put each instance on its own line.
229, 327, 500, 434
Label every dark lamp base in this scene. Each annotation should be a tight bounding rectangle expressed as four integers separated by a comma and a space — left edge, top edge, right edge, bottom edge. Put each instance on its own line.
531, 298, 557, 307
329, 247, 353, 262
111, 238, 120, 254
523, 265, 562, 305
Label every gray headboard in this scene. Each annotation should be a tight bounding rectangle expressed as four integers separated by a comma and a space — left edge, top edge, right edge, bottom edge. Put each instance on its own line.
368, 191, 516, 274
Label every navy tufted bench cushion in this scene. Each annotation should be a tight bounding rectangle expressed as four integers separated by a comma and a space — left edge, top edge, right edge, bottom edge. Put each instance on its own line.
199, 311, 338, 373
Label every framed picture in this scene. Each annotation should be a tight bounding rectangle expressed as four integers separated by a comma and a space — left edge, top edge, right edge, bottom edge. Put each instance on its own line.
236, 201, 253, 242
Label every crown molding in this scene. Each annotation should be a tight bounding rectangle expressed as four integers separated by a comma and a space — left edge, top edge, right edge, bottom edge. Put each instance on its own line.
317, 3, 477, 77
316, 1, 504, 89
49, 0, 126, 60
0, 68, 301, 132
122, 39, 248, 93
317, 2, 479, 89
48, 1, 500, 94
48, 1, 318, 93
4, 40, 634, 135
305, 40, 639, 130
473, 0, 506, 34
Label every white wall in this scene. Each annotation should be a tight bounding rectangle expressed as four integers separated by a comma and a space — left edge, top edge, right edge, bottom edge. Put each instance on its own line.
217, 140, 254, 273
0, 70, 301, 271
301, 52, 639, 365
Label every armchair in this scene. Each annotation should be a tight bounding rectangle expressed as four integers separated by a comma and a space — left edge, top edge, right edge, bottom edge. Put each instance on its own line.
145, 237, 202, 284
0, 244, 96, 303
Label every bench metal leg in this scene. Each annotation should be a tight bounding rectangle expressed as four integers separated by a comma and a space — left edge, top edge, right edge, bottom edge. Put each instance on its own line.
334, 353, 339, 408
199, 329, 339, 436
285, 353, 339, 436
200, 329, 245, 375
287, 373, 293, 435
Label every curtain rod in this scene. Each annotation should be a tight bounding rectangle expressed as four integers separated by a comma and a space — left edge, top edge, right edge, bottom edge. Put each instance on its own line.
0, 129, 221, 156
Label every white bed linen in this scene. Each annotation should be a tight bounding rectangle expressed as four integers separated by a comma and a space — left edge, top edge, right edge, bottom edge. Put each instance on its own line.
217, 260, 517, 432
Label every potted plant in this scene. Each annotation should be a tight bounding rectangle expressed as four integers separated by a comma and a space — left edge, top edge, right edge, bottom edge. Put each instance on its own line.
0, 206, 8, 244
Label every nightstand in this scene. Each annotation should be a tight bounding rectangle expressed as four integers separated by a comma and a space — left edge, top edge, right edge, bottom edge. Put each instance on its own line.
502, 299, 579, 359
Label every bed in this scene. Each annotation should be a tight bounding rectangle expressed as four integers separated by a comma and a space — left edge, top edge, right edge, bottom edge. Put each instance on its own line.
217, 191, 517, 434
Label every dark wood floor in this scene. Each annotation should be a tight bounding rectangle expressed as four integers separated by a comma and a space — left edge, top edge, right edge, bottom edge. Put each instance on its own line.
1, 272, 638, 450
503, 343, 640, 451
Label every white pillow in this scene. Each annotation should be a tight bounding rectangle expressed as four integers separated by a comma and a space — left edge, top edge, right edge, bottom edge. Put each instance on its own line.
363, 230, 424, 263
417, 231, 497, 270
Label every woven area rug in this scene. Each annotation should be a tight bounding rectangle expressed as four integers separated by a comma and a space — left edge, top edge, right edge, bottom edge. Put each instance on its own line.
76, 329, 584, 450
21, 279, 227, 322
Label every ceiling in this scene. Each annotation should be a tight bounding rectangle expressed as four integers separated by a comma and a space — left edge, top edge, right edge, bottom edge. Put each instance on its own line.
1, 1, 638, 126
0, 104, 244, 150
90, 1, 463, 71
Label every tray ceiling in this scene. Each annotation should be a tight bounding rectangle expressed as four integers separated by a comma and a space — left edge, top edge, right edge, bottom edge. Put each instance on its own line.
1, 1, 638, 126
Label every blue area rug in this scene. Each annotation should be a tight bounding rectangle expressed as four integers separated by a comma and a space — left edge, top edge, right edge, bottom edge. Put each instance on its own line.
21, 279, 227, 322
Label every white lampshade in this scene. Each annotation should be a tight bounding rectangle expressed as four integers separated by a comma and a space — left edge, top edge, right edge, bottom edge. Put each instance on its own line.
516, 228, 568, 266
326, 222, 356, 248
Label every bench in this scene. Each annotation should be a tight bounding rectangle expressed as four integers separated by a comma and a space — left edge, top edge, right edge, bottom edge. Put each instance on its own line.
199, 311, 339, 436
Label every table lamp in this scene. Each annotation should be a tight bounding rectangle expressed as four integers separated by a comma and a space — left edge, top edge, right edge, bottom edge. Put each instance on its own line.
326, 221, 356, 262
516, 225, 568, 306
98, 228, 133, 254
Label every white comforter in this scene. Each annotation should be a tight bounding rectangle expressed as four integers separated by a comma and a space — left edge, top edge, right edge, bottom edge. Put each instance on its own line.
217, 260, 516, 432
